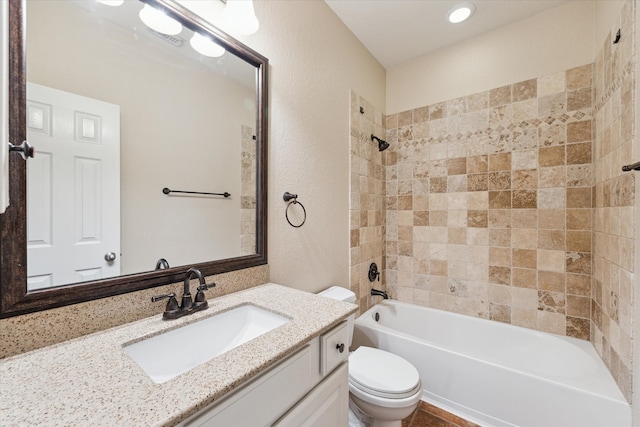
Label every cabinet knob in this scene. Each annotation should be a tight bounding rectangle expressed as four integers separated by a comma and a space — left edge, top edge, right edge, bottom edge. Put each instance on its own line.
336, 343, 345, 353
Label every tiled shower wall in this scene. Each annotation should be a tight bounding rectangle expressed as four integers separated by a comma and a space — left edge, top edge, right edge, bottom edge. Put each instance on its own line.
350, 2, 635, 401
385, 66, 594, 340
350, 92, 386, 314
592, 1, 635, 401
240, 125, 256, 255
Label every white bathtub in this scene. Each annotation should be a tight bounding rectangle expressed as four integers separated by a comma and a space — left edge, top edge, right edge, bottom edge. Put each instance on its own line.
352, 300, 631, 427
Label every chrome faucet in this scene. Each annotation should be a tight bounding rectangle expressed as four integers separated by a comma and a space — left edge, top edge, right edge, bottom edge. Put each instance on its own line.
152, 268, 215, 320
371, 288, 389, 299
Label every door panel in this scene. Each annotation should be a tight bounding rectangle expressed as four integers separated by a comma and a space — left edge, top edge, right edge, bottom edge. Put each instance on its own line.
26, 83, 120, 289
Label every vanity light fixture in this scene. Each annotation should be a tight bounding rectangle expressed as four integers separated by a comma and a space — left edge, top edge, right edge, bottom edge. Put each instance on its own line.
190, 33, 226, 57
96, 0, 124, 6
223, 0, 259, 36
139, 4, 183, 35
447, 2, 475, 24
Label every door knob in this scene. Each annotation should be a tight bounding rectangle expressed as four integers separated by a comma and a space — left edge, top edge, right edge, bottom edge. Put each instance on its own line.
8, 140, 35, 160
104, 252, 117, 262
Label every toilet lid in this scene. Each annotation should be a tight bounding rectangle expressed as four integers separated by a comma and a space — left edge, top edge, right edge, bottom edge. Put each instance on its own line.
349, 346, 420, 398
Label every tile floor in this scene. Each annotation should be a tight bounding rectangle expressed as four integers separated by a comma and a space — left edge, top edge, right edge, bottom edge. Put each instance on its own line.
402, 401, 480, 427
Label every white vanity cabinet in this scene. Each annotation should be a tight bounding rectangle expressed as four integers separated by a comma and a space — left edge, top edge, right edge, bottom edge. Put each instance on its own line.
274, 363, 349, 427
180, 321, 350, 427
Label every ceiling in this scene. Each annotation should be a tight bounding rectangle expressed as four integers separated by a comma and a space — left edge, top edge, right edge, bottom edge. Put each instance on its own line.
324, 0, 569, 69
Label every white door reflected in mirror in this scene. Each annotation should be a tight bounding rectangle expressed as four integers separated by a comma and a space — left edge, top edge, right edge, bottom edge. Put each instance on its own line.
26, 83, 121, 290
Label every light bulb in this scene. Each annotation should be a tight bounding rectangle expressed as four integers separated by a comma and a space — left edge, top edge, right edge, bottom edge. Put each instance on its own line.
190, 33, 225, 58
97, 0, 124, 6
139, 4, 182, 35
224, 0, 259, 36
447, 3, 475, 24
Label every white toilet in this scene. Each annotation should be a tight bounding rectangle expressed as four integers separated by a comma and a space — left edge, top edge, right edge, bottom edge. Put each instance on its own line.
318, 286, 422, 427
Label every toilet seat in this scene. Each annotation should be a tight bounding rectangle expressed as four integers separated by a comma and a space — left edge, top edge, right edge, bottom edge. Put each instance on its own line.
348, 346, 421, 403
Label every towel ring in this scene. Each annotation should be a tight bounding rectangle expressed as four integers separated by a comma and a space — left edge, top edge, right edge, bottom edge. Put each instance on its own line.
283, 192, 306, 228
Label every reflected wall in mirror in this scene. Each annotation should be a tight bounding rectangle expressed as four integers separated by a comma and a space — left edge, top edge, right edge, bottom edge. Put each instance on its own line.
0, 0, 268, 317
27, 0, 257, 289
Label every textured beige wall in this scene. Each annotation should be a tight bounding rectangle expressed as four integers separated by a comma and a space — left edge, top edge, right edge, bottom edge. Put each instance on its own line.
240, 1, 386, 293
27, 0, 256, 273
1, 0, 385, 357
595, 1, 627, 47
386, 1, 596, 114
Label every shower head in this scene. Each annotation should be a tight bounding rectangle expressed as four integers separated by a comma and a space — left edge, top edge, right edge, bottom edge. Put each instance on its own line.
371, 134, 390, 152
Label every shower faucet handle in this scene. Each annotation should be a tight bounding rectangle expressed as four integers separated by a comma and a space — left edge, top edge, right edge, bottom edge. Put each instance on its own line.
368, 263, 380, 282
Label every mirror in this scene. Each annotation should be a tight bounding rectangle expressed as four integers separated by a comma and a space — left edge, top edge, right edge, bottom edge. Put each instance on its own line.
0, 0, 268, 317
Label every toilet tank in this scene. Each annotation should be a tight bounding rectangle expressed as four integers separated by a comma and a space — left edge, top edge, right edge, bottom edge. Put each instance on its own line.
318, 286, 356, 348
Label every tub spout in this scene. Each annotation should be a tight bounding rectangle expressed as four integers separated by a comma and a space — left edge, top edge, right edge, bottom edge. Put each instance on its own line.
371, 288, 389, 299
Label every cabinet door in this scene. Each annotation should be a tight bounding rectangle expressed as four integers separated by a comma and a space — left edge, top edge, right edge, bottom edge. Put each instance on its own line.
320, 321, 349, 376
180, 342, 319, 427
274, 362, 349, 427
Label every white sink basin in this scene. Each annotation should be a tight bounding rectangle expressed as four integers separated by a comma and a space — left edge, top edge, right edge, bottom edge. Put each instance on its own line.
123, 304, 290, 383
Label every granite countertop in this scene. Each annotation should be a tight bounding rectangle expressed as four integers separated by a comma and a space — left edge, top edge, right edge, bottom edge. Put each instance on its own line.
0, 283, 357, 426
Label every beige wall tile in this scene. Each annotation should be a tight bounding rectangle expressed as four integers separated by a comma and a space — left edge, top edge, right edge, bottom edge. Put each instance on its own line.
566, 64, 592, 90
512, 228, 538, 249
538, 249, 566, 272
512, 308, 537, 328
538, 229, 566, 250
377, 50, 636, 400
512, 268, 537, 288
538, 71, 565, 97
537, 311, 566, 334
512, 169, 538, 189
489, 85, 512, 107
539, 209, 565, 229
489, 191, 512, 209
513, 79, 537, 102
539, 146, 566, 167
567, 120, 592, 143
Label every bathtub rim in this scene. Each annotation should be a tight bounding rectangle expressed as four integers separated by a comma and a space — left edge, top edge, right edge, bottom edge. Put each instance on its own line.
353, 299, 629, 405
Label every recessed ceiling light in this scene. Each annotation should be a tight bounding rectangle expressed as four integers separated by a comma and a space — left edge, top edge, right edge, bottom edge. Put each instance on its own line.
447, 2, 476, 24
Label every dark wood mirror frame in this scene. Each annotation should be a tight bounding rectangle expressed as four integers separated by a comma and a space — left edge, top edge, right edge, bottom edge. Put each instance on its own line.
0, 0, 268, 318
